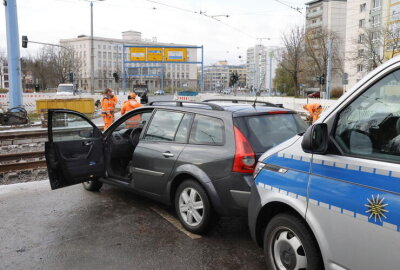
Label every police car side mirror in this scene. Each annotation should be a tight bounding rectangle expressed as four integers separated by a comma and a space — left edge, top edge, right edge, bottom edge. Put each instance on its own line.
301, 123, 329, 154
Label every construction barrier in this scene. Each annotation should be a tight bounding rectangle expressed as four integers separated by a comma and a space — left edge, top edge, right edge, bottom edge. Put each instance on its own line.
36, 98, 95, 114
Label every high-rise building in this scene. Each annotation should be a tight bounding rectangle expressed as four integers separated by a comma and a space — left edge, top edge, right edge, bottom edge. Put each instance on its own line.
246, 45, 279, 91
344, 0, 388, 89
305, 0, 347, 90
60, 31, 199, 92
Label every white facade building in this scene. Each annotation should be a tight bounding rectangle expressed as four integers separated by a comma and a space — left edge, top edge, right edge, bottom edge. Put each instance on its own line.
204, 61, 229, 92
60, 31, 199, 92
0, 59, 8, 89
305, 0, 347, 89
344, 0, 388, 89
246, 45, 280, 91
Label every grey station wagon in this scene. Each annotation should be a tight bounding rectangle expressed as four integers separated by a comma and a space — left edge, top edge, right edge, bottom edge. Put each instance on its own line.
45, 100, 307, 234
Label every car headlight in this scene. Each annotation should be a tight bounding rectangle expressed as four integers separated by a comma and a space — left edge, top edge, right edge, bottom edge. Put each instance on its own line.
253, 162, 265, 179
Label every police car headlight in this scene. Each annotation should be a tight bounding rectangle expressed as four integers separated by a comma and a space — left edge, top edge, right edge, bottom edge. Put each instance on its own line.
253, 162, 265, 179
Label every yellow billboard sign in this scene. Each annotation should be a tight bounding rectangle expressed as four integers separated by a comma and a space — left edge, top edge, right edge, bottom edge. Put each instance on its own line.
164, 48, 187, 62
130, 48, 146, 61
147, 48, 163, 61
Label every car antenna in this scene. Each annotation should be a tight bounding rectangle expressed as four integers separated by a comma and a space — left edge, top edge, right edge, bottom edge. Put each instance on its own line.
252, 97, 258, 107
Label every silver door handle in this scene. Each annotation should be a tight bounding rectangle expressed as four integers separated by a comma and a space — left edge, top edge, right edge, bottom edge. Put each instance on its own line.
162, 152, 174, 158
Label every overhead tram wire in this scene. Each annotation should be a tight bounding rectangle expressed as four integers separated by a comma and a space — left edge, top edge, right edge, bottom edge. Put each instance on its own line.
145, 0, 257, 40
273, 0, 304, 15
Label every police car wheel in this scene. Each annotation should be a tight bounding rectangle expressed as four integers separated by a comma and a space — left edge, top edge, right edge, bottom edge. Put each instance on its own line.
82, 180, 103, 191
264, 213, 324, 270
174, 180, 213, 235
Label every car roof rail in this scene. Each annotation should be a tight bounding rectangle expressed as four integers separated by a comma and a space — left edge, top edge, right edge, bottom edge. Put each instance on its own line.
148, 100, 225, 111
203, 99, 283, 108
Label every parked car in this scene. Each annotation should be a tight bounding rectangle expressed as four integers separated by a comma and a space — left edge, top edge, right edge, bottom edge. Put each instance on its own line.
44, 99, 307, 234
56, 83, 79, 95
222, 88, 232, 95
248, 56, 400, 270
154, 89, 165, 95
307, 91, 321, 98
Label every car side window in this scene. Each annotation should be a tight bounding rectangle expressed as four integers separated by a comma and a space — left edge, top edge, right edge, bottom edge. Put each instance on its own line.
175, 114, 193, 143
189, 115, 224, 145
144, 110, 184, 141
334, 69, 400, 162
51, 112, 97, 142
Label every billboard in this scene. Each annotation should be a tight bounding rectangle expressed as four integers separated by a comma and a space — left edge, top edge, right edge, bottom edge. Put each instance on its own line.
164, 48, 187, 62
130, 48, 146, 61
147, 48, 163, 61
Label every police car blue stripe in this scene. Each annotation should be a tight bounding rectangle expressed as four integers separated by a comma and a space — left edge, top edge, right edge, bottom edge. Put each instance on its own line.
263, 154, 400, 194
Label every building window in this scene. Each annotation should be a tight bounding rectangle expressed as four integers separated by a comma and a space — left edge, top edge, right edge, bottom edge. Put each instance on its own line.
98, 51, 101, 58
373, 0, 381, 8
103, 45, 106, 49
108, 52, 111, 58
358, 49, 364, 57
358, 34, 365, 43
357, 64, 363, 72
359, 19, 365, 28
360, 3, 366, 12
372, 14, 380, 26
99, 80, 102, 88
103, 52, 107, 58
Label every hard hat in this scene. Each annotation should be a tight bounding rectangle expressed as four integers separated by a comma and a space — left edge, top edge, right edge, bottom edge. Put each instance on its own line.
129, 92, 137, 99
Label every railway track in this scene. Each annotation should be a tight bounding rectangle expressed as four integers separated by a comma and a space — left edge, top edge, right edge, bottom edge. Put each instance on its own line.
0, 151, 46, 173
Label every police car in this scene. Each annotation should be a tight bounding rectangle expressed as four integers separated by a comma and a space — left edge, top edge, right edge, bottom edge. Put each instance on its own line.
248, 56, 400, 270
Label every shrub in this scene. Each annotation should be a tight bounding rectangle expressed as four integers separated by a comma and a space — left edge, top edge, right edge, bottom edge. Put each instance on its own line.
331, 87, 343, 99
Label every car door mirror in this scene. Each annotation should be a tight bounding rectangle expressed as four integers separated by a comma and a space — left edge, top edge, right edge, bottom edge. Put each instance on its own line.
301, 123, 329, 154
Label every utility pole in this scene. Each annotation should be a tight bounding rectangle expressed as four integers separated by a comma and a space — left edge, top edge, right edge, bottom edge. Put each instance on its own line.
326, 38, 333, 99
269, 51, 273, 95
4, 0, 23, 108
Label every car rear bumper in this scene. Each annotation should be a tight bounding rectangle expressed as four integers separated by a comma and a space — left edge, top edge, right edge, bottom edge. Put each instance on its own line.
212, 173, 253, 216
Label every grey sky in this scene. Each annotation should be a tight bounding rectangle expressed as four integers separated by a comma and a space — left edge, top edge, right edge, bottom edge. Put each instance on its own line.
1, 0, 305, 65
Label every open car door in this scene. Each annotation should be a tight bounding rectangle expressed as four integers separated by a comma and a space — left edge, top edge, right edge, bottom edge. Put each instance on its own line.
45, 109, 105, 190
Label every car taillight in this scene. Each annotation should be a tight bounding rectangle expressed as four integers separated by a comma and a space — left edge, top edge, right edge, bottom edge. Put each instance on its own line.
233, 126, 256, 173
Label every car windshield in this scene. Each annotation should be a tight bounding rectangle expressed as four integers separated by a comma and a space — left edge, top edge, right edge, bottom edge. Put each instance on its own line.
235, 114, 308, 154
57, 85, 74, 92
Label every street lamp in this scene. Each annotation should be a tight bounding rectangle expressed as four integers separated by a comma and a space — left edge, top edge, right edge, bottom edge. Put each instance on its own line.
87, 0, 105, 94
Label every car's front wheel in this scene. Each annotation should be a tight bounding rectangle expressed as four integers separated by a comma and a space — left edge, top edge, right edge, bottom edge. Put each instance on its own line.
174, 180, 213, 234
82, 180, 103, 191
264, 213, 324, 270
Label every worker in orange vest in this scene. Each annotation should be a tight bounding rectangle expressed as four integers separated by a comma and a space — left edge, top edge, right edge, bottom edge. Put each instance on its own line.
303, 103, 323, 123
121, 93, 142, 128
101, 88, 118, 130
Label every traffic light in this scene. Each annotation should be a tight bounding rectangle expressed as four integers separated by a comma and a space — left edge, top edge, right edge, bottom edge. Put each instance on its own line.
22, 35, 28, 48
319, 74, 325, 85
113, 72, 119, 83
68, 72, 74, 83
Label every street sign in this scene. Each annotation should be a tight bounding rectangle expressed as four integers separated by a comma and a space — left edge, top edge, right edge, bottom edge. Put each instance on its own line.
147, 48, 163, 61
130, 48, 146, 61
164, 48, 187, 62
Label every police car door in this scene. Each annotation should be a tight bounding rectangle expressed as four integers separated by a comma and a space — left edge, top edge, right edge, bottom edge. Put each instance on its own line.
307, 69, 400, 270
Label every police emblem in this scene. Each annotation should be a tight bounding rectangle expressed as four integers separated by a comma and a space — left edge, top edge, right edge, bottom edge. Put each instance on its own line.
365, 195, 388, 222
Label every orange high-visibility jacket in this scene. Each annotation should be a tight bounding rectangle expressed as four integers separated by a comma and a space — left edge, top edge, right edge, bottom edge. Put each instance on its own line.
121, 99, 142, 128
303, 103, 322, 122
121, 99, 142, 115
101, 95, 118, 115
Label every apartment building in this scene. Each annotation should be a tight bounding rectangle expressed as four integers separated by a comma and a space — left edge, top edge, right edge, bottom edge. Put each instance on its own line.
305, 0, 347, 90
60, 31, 199, 91
344, 0, 388, 89
246, 45, 279, 91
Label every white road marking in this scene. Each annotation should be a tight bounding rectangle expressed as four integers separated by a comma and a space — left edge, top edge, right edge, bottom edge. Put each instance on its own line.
150, 206, 202, 240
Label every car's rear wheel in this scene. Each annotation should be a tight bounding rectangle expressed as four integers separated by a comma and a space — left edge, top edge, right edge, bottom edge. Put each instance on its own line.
264, 213, 324, 270
174, 180, 213, 234
82, 180, 103, 191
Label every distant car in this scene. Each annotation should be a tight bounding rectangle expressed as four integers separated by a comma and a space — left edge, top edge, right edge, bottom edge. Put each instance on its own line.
56, 84, 79, 95
154, 90, 165, 95
308, 91, 321, 98
222, 89, 232, 95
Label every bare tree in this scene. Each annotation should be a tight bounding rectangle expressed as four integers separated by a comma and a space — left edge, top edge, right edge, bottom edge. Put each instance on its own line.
304, 28, 343, 88
353, 25, 400, 72
280, 25, 305, 96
